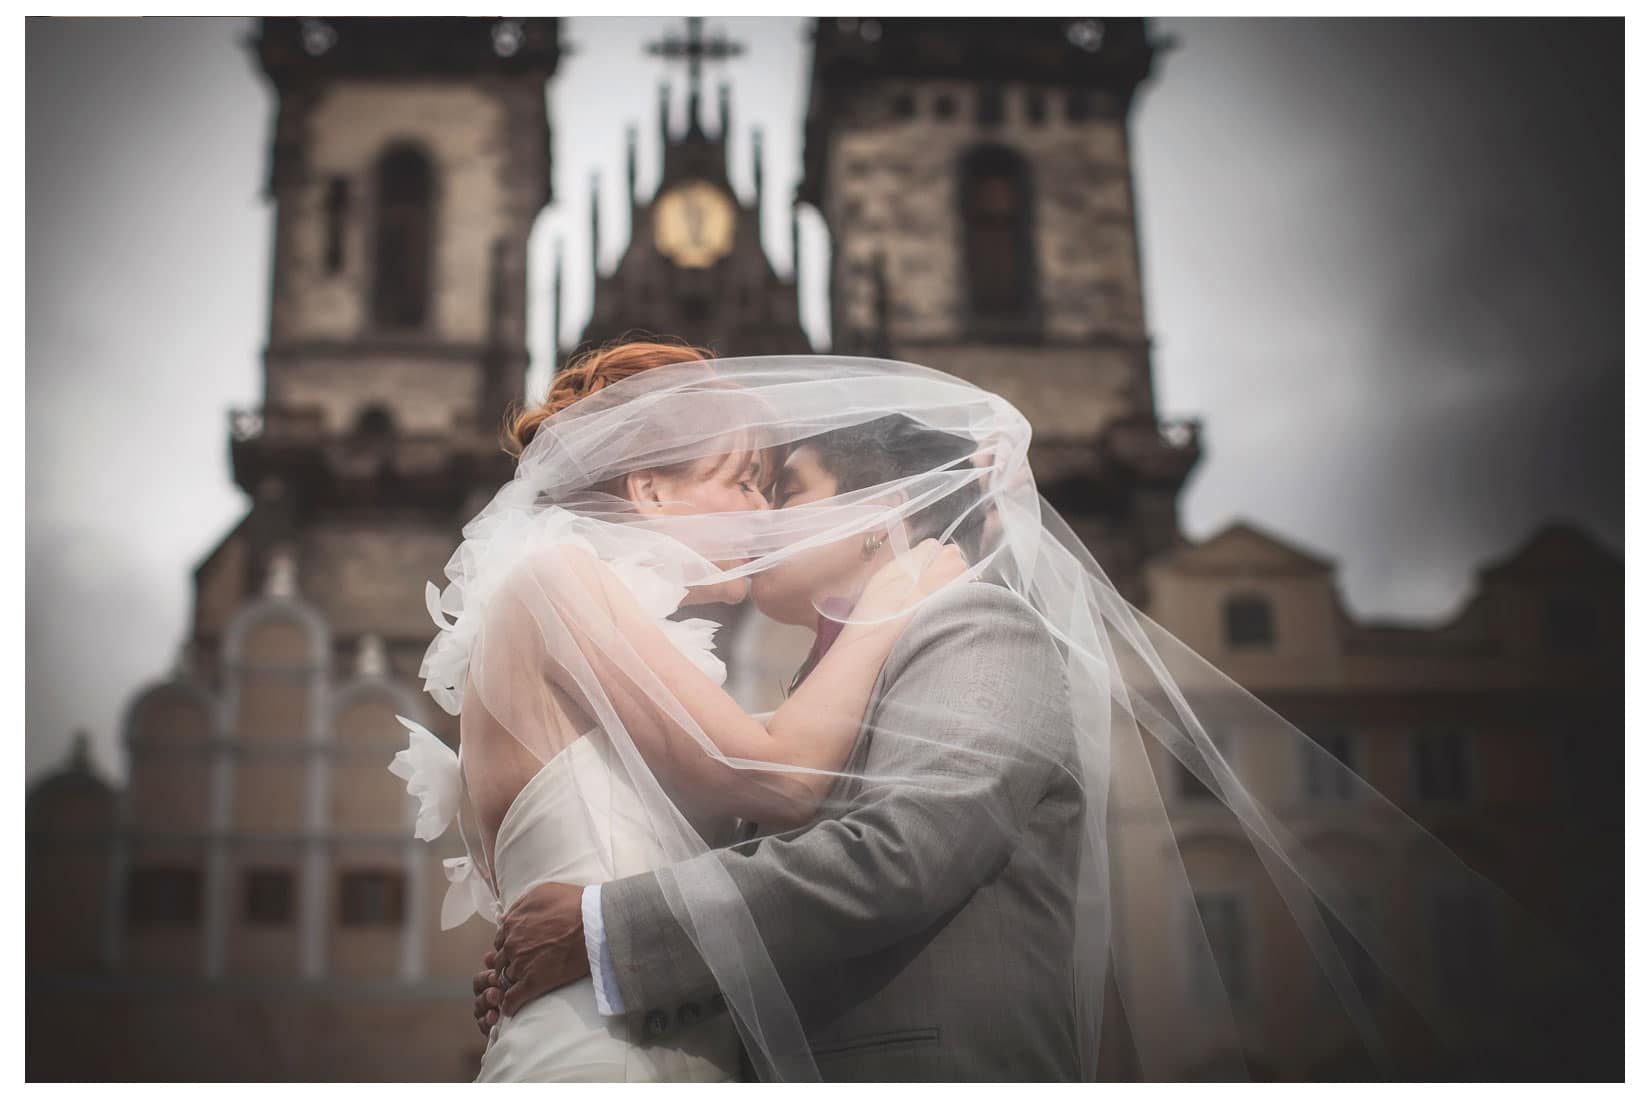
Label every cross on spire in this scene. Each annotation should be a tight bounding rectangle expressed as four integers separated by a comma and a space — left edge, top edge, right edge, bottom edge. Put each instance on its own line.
646, 17, 744, 132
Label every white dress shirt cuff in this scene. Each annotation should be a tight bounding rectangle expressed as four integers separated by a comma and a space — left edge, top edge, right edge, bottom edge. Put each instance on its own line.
582, 884, 626, 1016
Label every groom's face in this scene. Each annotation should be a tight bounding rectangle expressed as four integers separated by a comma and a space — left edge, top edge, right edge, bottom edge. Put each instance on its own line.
750, 446, 872, 627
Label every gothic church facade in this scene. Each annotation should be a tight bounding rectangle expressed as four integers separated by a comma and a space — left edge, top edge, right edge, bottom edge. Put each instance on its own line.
25, 16, 1622, 1082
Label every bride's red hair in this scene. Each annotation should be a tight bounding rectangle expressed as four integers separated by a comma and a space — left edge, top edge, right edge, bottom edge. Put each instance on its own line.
503, 337, 715, 457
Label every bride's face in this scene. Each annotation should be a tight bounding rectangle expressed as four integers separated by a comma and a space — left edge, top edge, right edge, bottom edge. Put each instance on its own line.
751, 446, 882, 627
626, 443, 773, 605
650, 452, 772, 517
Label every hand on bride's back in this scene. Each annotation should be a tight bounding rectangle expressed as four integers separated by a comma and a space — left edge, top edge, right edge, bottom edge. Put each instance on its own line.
491, 880, 591, 1018
854, 538, 968, 623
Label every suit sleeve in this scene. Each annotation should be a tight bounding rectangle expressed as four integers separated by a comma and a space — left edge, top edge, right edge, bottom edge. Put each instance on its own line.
600, 586, 1074, 1023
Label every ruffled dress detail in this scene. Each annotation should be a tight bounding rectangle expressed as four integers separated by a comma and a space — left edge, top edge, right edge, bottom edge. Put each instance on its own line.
389, 509, 727, 929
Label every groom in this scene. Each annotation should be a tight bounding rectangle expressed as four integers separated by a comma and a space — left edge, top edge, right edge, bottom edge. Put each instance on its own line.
474, 430, 1085, 1080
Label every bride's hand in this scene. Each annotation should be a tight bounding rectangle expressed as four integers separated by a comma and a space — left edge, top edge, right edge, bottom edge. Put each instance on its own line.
850, 539, 968, 626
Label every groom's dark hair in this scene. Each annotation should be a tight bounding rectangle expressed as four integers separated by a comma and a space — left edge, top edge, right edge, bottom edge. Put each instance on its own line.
783, 416, 990, 696
803, 414, 987, 561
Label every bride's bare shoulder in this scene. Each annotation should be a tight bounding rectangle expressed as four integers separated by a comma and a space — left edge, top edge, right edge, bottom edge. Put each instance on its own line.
492, 539, 614, 602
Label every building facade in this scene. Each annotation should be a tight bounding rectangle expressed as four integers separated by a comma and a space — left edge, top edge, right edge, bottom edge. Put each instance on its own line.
26, 17, 1622, 1082
28, 16, 561, 1080
1117, 520, 1623, 1079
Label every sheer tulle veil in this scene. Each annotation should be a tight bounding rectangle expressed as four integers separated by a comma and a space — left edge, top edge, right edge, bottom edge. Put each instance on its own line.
411, 354, 1607, 1081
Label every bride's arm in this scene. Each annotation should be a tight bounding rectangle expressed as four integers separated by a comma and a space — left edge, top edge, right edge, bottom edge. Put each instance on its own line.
485, 542, 960, 826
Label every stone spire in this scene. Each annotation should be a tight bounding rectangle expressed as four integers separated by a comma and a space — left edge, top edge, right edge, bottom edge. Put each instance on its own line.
68, 730, 93, 773
354, 632, 388, 679
550, 237, 564, 371
265, 545, 298, 599
625, 124, 638, 202
645, 17, 744, 136
589, 172, 601, 280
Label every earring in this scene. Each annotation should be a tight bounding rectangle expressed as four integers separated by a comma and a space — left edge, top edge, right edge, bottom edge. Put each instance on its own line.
861, 533, 885, 560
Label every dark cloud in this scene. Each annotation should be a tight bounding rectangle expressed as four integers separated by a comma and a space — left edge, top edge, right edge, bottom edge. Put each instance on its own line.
1136, 17, 1621, 619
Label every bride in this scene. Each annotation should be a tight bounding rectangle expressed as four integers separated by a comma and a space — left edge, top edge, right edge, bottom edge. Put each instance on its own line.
389, 341, 963, 1081
397, 342, 1606, 1082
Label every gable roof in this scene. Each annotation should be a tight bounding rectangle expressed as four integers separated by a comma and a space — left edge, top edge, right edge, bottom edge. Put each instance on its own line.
1478, 521, 1622, 582
1153, 518, 1338, 576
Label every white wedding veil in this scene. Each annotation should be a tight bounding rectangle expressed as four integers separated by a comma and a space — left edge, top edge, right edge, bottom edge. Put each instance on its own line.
413, 354, 1610, 1081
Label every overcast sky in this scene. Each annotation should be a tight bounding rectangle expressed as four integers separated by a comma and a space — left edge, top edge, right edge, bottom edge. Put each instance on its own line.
25, 17, 1622, 783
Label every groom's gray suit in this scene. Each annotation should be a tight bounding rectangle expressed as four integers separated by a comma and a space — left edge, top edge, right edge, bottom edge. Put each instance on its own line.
600, 581, 1085, 1081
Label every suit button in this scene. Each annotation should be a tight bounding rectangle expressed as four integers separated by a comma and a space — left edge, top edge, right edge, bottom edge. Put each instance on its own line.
709, 991, 726, 1014
678, 1001, 702, 1026
644, 1010, 668, 1037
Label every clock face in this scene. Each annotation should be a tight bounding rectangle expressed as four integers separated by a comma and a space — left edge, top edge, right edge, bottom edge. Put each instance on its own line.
652, 180, 737, 269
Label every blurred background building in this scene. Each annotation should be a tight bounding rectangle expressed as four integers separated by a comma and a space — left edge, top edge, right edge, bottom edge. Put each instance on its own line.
26, 15, 1622, 1081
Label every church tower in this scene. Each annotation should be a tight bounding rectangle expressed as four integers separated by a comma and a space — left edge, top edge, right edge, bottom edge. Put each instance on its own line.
26, 20, 562, 1080
576, 18, 811, 358
797, 17, 1199, 601
219, 17, 561, 665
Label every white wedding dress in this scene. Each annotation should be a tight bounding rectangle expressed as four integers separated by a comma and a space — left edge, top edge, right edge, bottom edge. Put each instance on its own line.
390, 513, 741, 1082
473, 731, 739, 1082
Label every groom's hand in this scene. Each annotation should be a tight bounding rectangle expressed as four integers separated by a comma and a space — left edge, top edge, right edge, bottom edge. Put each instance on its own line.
472, 950, 501, 1037
493, 880, 590, 1017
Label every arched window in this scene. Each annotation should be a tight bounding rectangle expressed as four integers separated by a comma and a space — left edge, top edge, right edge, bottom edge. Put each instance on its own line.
330, 685, 418, 832
1024, 90, 1047, 126
352, 404, 395, 440
975, 87, 1004, 126
1410, 729, 1472, 802
1174, 729, 1231, 802
1302, 727, 1358, 799
1188, 891, 1248, 1003
959, 145, 1037, 327
371, 144, 434, 330
323, 177, 350, 274
1223, 593, 1275, 649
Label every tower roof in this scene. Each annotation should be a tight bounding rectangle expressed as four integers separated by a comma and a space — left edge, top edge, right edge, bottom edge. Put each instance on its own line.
646, 18, 746, 196
646, 17, 743, 133
1154, 519, 1339, 576
579, 23, 808, 360
808, 17, 1157, 88
256, 17, 560, 85
27, 732, 116, 826
799, 17, 1161, 206
1478, 521, 1622, 582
